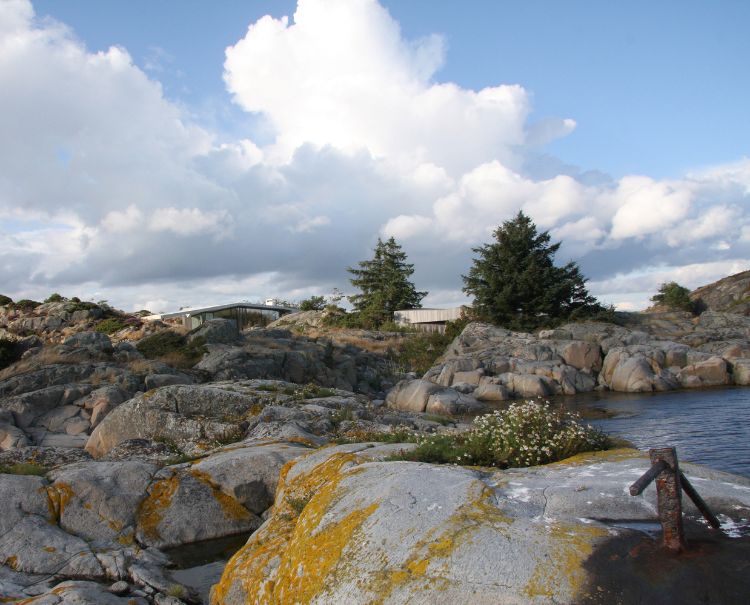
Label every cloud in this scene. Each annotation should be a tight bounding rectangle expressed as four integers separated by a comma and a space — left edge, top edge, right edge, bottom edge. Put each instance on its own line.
223, 0, 570, 175
0, 0, 749, 315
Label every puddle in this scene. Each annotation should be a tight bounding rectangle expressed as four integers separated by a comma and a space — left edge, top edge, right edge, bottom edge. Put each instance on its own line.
601, 519, 662, 538
165, 532, 252, 603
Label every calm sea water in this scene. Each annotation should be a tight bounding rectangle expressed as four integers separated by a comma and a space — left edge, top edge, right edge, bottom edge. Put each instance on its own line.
565, 387, 750, 478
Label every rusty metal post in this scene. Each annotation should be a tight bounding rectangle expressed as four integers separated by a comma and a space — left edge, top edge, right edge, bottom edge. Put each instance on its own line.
650, 447, 687, 552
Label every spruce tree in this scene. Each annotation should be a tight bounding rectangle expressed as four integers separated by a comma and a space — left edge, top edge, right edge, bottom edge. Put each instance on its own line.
348, 237, 427, 327
462, 211, 600, 330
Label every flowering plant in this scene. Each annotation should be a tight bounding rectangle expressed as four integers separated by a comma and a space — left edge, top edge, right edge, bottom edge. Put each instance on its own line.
403, 400, 608, 468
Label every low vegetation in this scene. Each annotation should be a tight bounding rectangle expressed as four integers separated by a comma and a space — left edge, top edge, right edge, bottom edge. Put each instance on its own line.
385, 401, 608, 468
136, 330, 207, 368
651, 281, 695, 313
0, 462, 49, 476
94, 317, 129, 334
337, 400, 608, 469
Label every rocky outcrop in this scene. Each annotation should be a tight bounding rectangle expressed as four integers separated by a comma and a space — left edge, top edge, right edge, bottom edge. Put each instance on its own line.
213, 445, 750, 605
0, 438, 316, 603
690, 269, 750, 315
385, 314, 750, 412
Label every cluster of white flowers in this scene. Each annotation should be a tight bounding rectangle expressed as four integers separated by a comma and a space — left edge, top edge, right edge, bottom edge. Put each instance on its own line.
414, 400, 607, 468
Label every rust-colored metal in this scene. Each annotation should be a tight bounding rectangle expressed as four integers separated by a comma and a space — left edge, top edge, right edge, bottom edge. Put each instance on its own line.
650, 447, 687, 552
680, 471, 721, 529
629, 459, 668, 496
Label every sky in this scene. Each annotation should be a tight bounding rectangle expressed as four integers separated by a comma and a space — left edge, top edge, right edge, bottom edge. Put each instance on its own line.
1, 0, 749, 313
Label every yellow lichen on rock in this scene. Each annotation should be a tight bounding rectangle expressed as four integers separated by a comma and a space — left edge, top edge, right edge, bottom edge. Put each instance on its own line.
190, 469, 253, 522
45, 482, 74, 520
523, 522, 609, 599
136, 474, 180, 543
211, 452, 366, 604
549, 447, 642, 468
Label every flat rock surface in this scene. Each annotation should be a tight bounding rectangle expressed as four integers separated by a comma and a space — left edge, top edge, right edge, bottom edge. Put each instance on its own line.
214, 447, 750, 605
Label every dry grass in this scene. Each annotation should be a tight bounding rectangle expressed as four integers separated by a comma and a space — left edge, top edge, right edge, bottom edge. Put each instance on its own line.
0, 351, 90, 380
127, 359, 157, 374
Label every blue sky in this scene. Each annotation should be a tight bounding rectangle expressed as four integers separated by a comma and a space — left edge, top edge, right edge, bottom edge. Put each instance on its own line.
2, 0, 749, 312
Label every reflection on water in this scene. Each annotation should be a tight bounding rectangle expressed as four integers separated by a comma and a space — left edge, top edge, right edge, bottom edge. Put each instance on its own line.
560, 387, 750, 478
166, 532, 252, 604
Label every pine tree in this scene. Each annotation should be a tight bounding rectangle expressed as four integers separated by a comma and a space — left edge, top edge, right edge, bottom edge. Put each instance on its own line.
348, 237, 427, 327
462, 211, 600, 330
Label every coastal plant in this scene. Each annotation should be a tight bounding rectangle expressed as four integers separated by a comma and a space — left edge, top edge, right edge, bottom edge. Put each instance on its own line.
44, 293, 64, 303
650, 281, 695, 313
94, 317, 129, 334
394, 401, 608, 468
0, 462, 49, 476
136, 330, 206, 368
0, 294, 13, 306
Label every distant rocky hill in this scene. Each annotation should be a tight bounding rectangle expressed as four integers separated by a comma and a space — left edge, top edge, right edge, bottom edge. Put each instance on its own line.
690, 269, 750, 314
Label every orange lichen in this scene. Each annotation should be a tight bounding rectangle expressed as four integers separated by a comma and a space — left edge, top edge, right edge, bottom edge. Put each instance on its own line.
4, 555, 18, 570
136, 474, 180, 543
523, 522, 609, 599
189, 469, 253, 522
549, 447, 643, 468
45, 482, 74, 520
211, 452, 362, 604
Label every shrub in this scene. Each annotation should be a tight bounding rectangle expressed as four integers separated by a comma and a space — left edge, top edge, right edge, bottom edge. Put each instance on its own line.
0, 294, 12, 306
136, 330, 206, 368
64, 300, 99, 313
393, 401, 608, 468
44, 293, 64, 303
299, 295, 326, 311
14, 299, 41, 310
650, 281, 695, 313
0, 462, 48, 476
95, 317, 129, 334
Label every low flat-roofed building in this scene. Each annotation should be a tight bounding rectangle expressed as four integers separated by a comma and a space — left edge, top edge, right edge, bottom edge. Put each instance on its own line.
153, 301, 298, 331
394, 306, 469, 333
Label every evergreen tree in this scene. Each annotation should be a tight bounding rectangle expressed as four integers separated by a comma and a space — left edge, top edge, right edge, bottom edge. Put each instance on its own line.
462, 211, 600, 330
348, 237, 427, 327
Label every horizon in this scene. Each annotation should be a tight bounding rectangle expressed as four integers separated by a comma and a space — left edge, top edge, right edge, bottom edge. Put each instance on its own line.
2, 0, 749, 313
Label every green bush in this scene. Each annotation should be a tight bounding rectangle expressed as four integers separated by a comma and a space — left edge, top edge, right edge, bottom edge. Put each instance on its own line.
0, 462, 48, 476
44, 293, 64, 303
95, 317, 129, 334
0, 338, 21, 370
0, 294, 12, 306
650, 281, 695, 313
299, 296, 326, 311
393, 401, 608, 468
14, 299, 41, 310
136, 330, 206, 368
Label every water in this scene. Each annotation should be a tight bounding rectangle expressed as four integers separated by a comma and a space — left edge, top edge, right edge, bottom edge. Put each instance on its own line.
166, 532, 252, 603
564, 387, 750, 478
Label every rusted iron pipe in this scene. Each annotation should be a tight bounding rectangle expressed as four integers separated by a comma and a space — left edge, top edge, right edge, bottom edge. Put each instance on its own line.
630, 459, 669, 496
680, 472, 721, 529
650, 447, 687, 552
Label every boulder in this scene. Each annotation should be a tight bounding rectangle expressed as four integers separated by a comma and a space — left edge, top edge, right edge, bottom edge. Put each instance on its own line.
677, 356, 731, 387
190, 441, 311, 513
144, 373, 193, 390
48, 461, 158, 543
472, 382, 509, 402
135, 465, 261, 549
86, 384, 257, 457
0, 515, 104, 579
385, 379, 443, 413
424, 389, 486, 415
63, 331, 113, 355
16, 580, 148, 605
0, 421, 30, 449
187, 318, 238, 345
730, 358, 750, 385
213, 446, 750, 605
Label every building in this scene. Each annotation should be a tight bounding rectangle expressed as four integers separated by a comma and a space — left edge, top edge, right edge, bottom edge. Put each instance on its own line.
154, 301, 298, 331
393, 306, 468, 333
